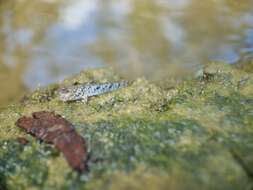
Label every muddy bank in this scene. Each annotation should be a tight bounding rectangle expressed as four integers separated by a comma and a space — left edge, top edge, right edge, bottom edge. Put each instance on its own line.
0, 63, 253, 190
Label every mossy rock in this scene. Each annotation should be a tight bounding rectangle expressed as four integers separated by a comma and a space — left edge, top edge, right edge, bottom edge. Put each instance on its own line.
0, 63, 253, 190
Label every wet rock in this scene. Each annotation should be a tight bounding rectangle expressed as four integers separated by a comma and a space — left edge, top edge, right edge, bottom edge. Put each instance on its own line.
0, 64, 252, 190
16, 111, 87, 172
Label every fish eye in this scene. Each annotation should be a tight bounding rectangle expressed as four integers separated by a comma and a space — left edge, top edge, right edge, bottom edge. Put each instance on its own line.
59, 88, 70, 94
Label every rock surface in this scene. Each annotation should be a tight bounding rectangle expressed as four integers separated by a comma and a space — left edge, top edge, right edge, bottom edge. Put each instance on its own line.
0, 63, 252, 190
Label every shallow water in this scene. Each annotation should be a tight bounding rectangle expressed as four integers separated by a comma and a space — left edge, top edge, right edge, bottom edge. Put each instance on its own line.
0, 0, 253, 108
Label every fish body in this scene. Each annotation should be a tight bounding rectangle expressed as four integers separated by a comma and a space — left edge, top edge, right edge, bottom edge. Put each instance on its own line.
58, 82, 128, 102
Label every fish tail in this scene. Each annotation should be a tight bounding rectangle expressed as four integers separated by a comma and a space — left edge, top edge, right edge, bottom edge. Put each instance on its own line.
103, 81, 128, 92
90, 81, 129, 96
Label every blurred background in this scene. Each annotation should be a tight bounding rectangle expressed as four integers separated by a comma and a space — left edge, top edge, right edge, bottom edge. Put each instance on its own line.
0, 0, 253, 109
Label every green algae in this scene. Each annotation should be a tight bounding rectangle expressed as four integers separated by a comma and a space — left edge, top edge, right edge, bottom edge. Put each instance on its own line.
0, 63, 253, 190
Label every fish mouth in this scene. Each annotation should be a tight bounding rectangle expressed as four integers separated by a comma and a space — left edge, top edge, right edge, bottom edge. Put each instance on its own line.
56, 88, 70, 101
58, 93, 70, 102
59, 96, 67, 102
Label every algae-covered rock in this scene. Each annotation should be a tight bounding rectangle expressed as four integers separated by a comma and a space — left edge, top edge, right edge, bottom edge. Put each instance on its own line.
0, 63, 253, 190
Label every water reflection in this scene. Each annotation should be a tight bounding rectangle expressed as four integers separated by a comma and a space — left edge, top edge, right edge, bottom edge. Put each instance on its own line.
91, 0, 253, 79
0, 0, 253, 108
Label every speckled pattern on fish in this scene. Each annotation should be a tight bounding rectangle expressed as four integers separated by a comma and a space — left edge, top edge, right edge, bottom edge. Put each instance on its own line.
57, 82, 128, 102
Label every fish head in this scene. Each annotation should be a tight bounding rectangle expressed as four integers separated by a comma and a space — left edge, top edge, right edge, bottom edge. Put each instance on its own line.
57, 86, 79, 102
